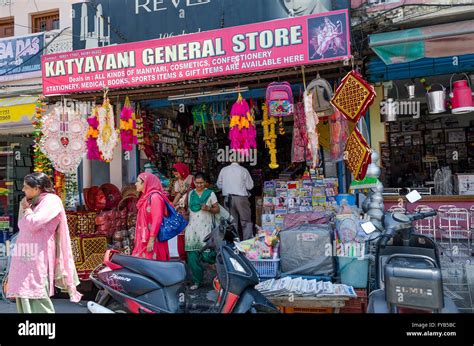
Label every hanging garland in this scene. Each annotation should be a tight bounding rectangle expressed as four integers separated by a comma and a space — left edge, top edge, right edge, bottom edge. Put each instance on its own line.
120, 96, 137, 151
136, 103, 145, 151
262, 103, 278, 169
32, 95, 53, 177
54, 170, 66, 204
86, 106, 102, 160
228, 94, 256, 156
96, 97, 119, 162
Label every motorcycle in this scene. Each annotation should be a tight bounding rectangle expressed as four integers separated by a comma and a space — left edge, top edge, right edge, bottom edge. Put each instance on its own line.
367, 210, 458, 313
88, 217, 279, 313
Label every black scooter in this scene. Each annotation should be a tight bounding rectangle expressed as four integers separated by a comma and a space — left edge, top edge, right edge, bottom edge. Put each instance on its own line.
367, 210, 458, 313
88, 218, 279, 313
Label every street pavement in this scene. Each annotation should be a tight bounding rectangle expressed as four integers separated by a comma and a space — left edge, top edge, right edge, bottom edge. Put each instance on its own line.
0, 298, 90, 313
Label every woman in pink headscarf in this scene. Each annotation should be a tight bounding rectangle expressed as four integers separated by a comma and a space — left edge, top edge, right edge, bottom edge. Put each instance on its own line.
132, 173, 170, 261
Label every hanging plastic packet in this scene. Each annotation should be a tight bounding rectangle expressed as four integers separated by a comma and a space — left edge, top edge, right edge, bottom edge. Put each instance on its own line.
329, 108, 349, 162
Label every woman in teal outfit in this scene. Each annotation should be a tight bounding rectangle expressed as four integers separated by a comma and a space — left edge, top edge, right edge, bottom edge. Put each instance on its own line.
184, 173, 219, 290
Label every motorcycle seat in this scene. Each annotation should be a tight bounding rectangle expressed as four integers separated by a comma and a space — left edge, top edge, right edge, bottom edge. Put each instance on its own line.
111, 254, 187, 287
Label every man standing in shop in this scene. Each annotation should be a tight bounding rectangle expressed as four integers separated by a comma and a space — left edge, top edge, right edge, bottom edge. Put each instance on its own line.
217, 159, 254, 240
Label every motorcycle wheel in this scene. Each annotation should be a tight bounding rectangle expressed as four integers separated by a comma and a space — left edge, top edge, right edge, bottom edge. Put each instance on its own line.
94, 290, 127, 313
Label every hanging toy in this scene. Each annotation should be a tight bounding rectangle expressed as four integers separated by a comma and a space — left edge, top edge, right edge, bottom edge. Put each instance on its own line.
262, 103, 278, 169
228, 93, 256, 156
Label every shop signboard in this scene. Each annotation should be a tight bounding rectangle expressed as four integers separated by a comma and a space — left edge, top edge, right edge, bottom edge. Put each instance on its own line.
0, 97, 38, 128
0, 33, 45, 82
43, 9, 351, 95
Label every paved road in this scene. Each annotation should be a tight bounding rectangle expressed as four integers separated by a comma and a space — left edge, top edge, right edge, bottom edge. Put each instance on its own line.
0, 298, 90, 313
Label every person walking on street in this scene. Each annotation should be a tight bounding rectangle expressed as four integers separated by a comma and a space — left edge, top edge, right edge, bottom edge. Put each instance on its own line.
6, 173, 82, 313
133, 173, 170, 261
185, 173, 220, 290
216, 160, 254, 240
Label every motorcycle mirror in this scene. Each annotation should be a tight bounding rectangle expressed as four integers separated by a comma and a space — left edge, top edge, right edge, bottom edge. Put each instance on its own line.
361, 221, 377, 234
406, 190, 422, 203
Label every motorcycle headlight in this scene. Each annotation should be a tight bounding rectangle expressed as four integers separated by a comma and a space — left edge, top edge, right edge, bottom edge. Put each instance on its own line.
230, 258, 246, 274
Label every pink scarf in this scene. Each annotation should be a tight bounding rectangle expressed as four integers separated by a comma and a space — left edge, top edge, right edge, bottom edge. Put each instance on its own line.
136, 172, 165, 211
41, 193, 82, 303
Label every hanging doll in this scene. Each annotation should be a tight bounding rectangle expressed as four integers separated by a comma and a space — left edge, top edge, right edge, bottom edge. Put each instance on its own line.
229, 93, 256, 156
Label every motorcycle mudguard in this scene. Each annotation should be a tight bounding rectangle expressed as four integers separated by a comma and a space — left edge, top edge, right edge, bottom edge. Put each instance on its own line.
232, 288, 280, 313
367, 289, 459, 313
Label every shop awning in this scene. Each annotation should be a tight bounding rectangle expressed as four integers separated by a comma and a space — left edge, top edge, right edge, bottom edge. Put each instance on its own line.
0, 96, 37, 129
369, 20, 474, 65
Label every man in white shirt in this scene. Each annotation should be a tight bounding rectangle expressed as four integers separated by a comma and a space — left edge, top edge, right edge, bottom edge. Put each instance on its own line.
217, 161, 254, 240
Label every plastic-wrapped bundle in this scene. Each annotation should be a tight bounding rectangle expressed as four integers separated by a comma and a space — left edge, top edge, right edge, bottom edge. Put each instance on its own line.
434, 166, 453, 195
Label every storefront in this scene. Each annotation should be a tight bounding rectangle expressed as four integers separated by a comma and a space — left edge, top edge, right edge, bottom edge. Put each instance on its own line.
0, 96, 40, 235
365, 22, 474, 283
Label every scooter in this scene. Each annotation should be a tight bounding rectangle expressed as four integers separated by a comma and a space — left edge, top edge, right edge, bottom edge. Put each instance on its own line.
367, 210, 458, 313
88, 218, 279, 313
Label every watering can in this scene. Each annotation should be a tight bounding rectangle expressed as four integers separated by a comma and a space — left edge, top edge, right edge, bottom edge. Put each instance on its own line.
450, 73, 474, 114
426, 84, 446, 114
381, 83, 399, 122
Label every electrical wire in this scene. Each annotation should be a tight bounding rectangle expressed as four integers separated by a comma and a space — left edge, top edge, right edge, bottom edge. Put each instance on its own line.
353, 2, 474, 29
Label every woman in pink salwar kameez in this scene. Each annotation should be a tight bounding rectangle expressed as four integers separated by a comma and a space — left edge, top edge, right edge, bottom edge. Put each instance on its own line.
6, 173, 82, 313
132, 173, 170, 261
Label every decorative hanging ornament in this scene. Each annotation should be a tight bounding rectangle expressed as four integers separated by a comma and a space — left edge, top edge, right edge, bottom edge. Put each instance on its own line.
32, 95, 53, 176
86, 107, 102, 160
304, 90, 320, 169
331, 70, 376, 123
262, 103, 278, 169
120, 96, 137, 151
228, 93, 256, 156
40, 104, 88, 174
344, 127, 372, 181
97, 96, 119, 162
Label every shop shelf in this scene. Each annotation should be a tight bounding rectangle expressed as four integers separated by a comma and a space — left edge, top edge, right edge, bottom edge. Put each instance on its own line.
249, 259, 280, 279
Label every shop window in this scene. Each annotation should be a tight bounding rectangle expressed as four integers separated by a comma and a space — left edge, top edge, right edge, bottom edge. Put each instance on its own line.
31, 10, 59, 33
0, 17, 14, 38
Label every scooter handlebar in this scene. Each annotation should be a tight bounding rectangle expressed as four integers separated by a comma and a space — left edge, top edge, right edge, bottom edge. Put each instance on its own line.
409, 211, 437, 221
